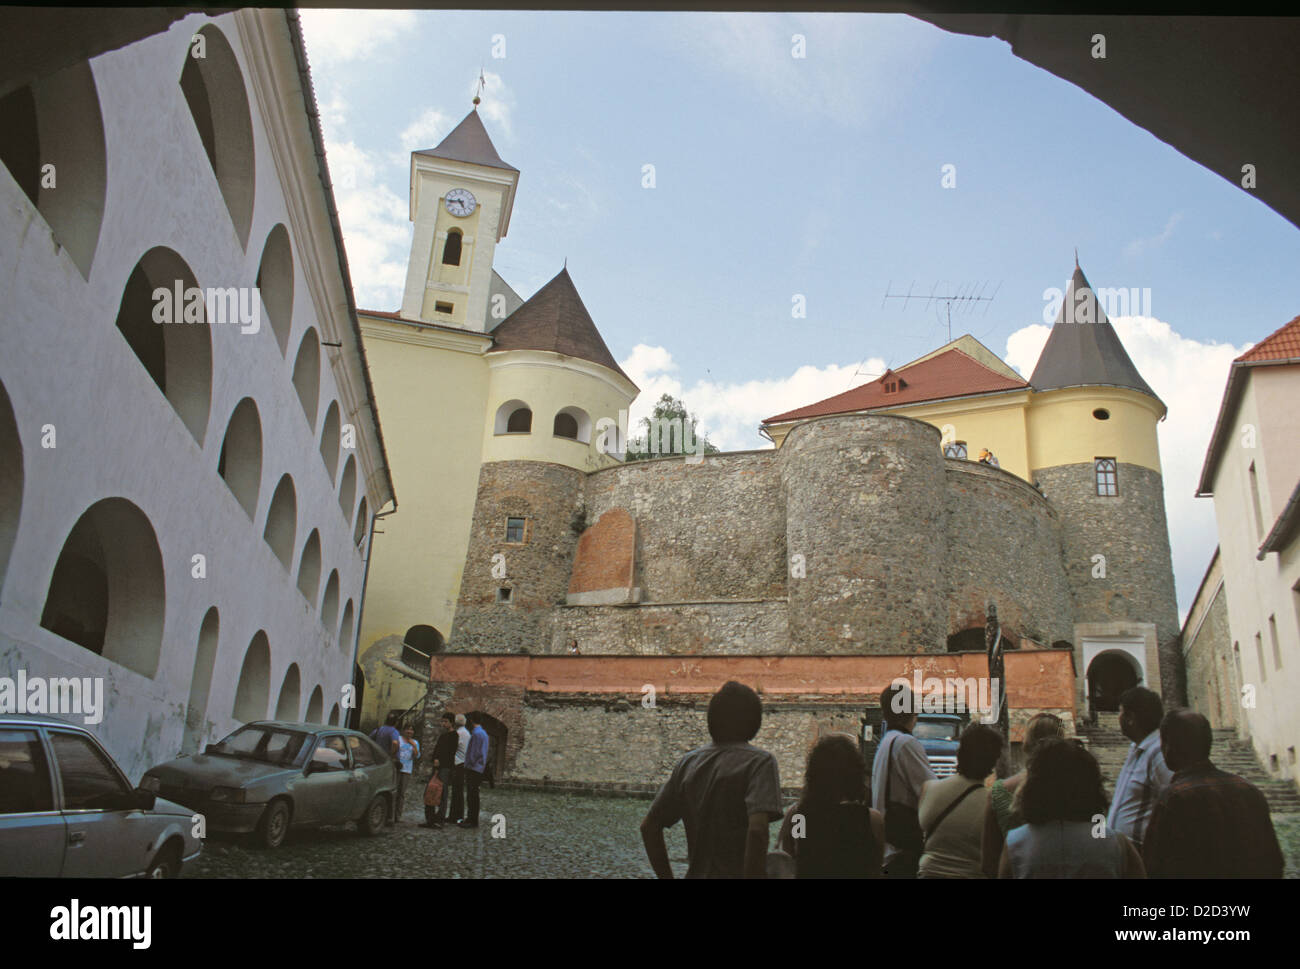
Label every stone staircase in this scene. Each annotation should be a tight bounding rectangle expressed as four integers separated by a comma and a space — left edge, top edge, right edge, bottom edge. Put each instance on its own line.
1077, 712, 1300, 815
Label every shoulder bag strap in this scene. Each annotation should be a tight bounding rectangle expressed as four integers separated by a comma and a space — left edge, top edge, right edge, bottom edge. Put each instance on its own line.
924, 783, 983, 841
884, 732, 896, 803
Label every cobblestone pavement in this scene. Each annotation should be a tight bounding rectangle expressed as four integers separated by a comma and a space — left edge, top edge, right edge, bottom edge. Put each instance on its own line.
184, 787, 690, 879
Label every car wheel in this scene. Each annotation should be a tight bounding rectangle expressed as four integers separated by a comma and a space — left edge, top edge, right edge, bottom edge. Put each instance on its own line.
358, 794, 387, 836
146, 842, 181, 879
257, 799, 291, 849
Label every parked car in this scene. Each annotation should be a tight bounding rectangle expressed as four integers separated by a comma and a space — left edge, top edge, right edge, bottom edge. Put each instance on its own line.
913, 713, 964, 778
0, 714, 202, 878
140, 721, 397, 848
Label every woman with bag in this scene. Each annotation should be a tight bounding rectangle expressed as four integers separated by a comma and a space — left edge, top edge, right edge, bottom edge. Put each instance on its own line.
917, 724, 1003, 878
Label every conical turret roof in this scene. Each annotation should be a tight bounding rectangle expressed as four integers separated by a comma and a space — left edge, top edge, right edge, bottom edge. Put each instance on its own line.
1029, 261, 1159, 403
414, 108, 517, 172
489, 268, 632, 383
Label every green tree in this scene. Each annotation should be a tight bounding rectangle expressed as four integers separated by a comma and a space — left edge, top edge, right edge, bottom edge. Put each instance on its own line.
625, 393, 720, 462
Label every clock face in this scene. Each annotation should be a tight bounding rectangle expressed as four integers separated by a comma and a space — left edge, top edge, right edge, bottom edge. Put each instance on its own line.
445, 188, 477, 217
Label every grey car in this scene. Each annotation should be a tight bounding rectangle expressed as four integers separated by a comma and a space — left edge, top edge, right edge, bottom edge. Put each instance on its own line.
0, 714, 202, 878
140, 721, 397, 848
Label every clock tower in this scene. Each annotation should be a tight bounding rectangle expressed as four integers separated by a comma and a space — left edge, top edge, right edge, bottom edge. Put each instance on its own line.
400, 105, 519, 331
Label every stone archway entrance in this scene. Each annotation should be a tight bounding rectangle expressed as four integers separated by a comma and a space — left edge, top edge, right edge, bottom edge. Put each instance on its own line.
469, 710, 508, 783
1086, 649, 1142, 713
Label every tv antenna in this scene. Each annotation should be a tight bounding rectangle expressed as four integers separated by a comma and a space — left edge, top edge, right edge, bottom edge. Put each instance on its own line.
882, 279, 1000, 343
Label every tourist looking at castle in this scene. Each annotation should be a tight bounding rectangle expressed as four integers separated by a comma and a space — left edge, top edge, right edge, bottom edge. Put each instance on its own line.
1107, 687, 1174, 852
447, 713, 471, 824
393, 726, 420, 823
980, 712, 1066, 877
459, 713, 490, 828
999, 739, 1145, 878
425, 713, 459, 828
1142, 710, 1284, 878
871, 682, 936, 878
776, 733, 884, 877
641, 681, 784, 878
917, 724, 1001, 878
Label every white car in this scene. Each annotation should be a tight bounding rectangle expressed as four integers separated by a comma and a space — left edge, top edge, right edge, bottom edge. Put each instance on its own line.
0, 714, 202, 877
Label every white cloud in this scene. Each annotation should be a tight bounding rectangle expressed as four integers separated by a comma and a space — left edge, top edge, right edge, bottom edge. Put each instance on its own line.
619, 344, 885, 452
322, 138, 410, 309
1124, 211, 1183, 258
299, 10, 418, 65
399, 108, 451, 153
1005, 318, 1247, 620
474, 71, 514, 140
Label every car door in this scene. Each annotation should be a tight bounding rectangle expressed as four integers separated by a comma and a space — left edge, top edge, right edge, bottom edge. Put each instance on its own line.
0, 727, 66, 877
345, 734, 386, 817
48, 728, 154, 878
294, 734, 354, 824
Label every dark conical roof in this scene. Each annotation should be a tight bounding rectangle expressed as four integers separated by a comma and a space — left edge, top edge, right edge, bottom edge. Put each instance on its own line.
1029, 262, 1160, 403
489, 268, 632, 383
414, 109, 517, 172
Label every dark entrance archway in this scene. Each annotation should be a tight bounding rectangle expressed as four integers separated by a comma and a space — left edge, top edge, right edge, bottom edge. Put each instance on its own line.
1086, 650, 1141, 714
469, 710, 508, 784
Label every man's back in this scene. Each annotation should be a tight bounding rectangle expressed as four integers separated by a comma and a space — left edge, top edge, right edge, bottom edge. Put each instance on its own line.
1143, 763, 1284, 878
645, 741, 782, 878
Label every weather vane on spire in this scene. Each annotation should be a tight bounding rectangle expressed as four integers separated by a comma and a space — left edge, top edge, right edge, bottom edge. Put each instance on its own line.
473, 68, 486, 107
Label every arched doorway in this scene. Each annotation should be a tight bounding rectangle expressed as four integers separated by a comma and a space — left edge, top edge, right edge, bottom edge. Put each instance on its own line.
469, 710, 508, 784
1086, 649, 1142, 713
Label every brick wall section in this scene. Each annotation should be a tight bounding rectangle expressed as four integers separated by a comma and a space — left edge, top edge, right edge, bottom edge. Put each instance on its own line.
553, 600, 789, 655
1036, 462, 1183, 703
781, 414, 949, 654
450, 460, 586, 653
1184, 583, 1238, 729
567, 507, 635, 596
583, 451, 786, 602
943, 460, 1074, 648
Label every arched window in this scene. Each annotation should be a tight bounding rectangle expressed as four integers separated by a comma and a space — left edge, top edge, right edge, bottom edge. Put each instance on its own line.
319, 401, 341, 481
292, 328, 320, 431
494, 399, 531, 435
217, 397, 262, 520
0, 61, 106, 278
305, 685, 324, 724
257, 224, 293, 355
507, 408, 532, 433
275, 663, 301, 721
442, 229, 462, 266
263, 474, 297, 570
353, 497, 368, 548
233, 631, 271, 722
0, 380, 23, 599
296, 529, 322, 603
554, 413, 579, 439
339, 599, 355, 652
943, 441, 967, 459
1095, 458, 1118, 497
40, 497, 165, 677
184, 607, 220, 752
320, 570, 340, 630
180, 25, 254, 247
114, 247, 213, 445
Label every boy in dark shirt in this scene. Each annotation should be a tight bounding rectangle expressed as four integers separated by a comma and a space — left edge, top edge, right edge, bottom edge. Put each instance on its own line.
641, 681, 783, 878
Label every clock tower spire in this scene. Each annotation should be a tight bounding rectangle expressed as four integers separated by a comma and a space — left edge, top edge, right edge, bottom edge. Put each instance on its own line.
400, 101, 518, 331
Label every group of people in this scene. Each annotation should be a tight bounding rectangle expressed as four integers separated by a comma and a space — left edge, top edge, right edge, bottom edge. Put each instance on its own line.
640, 680, 1285, 878
369, 711, 490, 828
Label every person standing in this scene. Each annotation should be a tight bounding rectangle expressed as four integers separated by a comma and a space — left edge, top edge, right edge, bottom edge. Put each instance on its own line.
980, 712, 1066, 877
1107, 687, 1173, 854
424, 713, 458, 828
447, 713, 470, 824
871, 681, 936, 878
917, 724, 1001, 878
777, 733, 884, 878
459, 713, 490, 829
1142, 710, 1283, 878
641, 681, 784, 878
370, 713, 400, 760
393, 725, 420, 823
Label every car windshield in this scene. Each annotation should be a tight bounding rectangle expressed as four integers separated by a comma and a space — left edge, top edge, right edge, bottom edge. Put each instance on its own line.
209, 726, 311, 766
913, 721, 960, 741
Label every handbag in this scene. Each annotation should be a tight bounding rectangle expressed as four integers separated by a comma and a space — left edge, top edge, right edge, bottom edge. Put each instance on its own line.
423, 773, 444, 808
882, 732, 924, 853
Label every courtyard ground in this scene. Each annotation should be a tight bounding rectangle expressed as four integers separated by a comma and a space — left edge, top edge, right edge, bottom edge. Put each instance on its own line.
184, 787, 1300, 879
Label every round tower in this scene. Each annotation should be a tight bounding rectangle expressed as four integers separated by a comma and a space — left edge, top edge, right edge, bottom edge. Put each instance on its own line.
781, 413, 948, 655
1026, 261, 1182, 708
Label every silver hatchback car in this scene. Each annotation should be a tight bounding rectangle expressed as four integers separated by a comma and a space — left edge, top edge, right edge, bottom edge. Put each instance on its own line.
0, 715, 202, 878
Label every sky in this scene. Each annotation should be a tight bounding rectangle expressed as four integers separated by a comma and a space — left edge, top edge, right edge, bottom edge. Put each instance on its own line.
300, 10, 1300, 621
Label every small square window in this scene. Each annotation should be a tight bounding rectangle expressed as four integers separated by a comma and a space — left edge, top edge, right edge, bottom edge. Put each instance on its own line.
505, 517, 526, 543
434, 301, 454, 314
496, 587, 512, 603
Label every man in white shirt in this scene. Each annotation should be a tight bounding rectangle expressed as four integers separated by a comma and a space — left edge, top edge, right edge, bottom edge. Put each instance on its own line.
1107, 686, 1173, 851
447, 713, 471, 824
871, 681, 936, 878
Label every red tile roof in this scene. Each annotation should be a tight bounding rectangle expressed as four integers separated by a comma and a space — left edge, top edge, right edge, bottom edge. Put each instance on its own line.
1236, 314, 1300, 363
763, 348, 1029, 424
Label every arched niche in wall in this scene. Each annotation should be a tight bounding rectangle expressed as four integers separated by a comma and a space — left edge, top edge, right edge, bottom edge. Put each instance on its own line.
262, 474, 297, 570
232, 630, 271, 722
217, 397, 262, 519
256, 223, 294, 355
